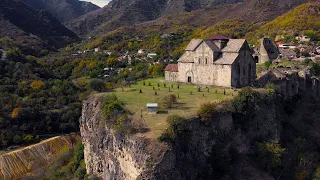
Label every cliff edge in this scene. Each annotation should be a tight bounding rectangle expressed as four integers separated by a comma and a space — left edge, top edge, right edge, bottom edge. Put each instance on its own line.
80, 91, 283, 179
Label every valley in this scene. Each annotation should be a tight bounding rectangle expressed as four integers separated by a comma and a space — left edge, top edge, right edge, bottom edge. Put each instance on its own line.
1, 0, 320, 179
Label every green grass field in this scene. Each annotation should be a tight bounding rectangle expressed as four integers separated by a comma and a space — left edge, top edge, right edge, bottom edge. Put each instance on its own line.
105, 77, 237, 138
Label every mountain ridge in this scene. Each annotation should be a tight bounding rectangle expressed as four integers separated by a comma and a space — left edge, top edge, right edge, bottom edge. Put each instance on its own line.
0, 0, 79, 54
21, 0, 100, 23
67, 0, 320, 38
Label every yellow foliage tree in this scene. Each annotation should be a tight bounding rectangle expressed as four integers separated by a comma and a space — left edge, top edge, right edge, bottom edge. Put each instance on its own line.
30, 80, 45, 90
12, 108, 20, 118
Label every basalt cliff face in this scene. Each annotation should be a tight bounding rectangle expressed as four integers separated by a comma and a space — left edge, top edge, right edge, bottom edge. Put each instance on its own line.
79, 95, 169, 179
0, 135, 78, 180
80, 93, 283, 179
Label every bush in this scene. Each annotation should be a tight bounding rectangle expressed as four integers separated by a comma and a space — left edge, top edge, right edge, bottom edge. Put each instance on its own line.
197, 101, 231, 122
159, 115, 190, 143
163, 94, 177, 108
47, 140, 87, 179
88, 79, 105, 92
256, 142, 286, 171
231, 87, 259, 123
13, 134, 22, 144
114, 114, 130, 134
22, 134, 33, 143
103, 95, 124, 119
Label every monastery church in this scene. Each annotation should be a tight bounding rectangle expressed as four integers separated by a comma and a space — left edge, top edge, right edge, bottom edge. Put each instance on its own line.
165, 35, 256, 88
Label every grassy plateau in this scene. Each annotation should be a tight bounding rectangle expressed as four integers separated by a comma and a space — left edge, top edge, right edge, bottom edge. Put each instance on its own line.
106, 77, 237, 138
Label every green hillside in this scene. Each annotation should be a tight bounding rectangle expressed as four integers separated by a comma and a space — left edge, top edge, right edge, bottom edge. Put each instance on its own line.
246, 2, 320, 43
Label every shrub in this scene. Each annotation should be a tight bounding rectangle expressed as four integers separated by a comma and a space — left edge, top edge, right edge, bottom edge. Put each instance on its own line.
163, 94, 177, 108
22, 134, 33, 143
13, 135, 22, 144
88, 79, 105, 92
197, 101, 231, 122
256, 142, 286, 171
266, 82, 276, 90
102, 95, 124, 119
231, 87, 259, 123
114, 114, 130, 134
162, 115, 190, 142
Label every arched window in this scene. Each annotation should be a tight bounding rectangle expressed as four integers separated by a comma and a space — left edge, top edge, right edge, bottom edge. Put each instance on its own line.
198, 58, 201, 64
243, 67, 246, 76
205, 57, 208, 65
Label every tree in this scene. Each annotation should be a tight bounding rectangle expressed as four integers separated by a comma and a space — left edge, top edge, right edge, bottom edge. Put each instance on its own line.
13, 135, 22, 144
257, 142, 286, 171
88, 79, 105, 92
164, 94, 177, 108
30, 80, 45, 90
107, 57, 120, 68
11, 108, 20, 118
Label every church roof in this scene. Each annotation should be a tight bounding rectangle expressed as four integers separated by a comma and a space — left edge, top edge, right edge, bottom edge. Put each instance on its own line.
185, 39, 203, 51
222, 39, 246, 52
214, 53, 239, 65
204, 40, 220, 52
164, 64, 179, 72
178, 52, 193, 63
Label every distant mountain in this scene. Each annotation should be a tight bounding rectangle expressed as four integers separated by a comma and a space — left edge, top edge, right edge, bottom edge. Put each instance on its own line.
22, 0, 100, 23
67, 0, 319, 38
66, 0, 244, 37
0, 0, 79, 54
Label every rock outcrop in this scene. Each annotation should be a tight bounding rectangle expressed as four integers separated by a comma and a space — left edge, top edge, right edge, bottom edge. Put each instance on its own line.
80, 95, 168, 179
0, 135, 78, 180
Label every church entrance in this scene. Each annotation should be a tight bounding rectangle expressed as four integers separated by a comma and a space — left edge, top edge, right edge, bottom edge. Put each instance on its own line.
186, 71, 194, 83
188, 76, 192, 83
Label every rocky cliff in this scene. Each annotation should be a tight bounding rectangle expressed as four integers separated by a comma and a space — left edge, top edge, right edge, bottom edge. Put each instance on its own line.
80, 92, 285, 179
0, 135, 78, 180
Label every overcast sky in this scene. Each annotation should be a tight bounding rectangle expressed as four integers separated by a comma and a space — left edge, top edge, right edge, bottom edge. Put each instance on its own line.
81, 0, 111, 7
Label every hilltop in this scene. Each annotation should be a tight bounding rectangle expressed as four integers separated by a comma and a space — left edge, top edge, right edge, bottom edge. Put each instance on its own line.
22, 0, 100, 23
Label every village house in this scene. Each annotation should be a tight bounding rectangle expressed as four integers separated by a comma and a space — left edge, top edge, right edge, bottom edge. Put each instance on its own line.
165, 35, 256, 88
296, 35, 311, 42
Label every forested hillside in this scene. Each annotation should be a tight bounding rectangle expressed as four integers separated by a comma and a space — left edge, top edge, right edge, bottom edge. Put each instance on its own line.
0, 0, 79, 55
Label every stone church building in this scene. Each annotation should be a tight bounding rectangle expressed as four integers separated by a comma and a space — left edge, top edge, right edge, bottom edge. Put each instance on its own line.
165, 35, 256, 88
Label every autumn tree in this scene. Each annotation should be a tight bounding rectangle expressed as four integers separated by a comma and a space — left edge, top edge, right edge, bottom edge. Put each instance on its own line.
11, 108, 20, 118
30, 80, 45, 90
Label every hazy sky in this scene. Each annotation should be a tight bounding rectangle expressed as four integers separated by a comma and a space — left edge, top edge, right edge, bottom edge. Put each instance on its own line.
81, 0, 111, 7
